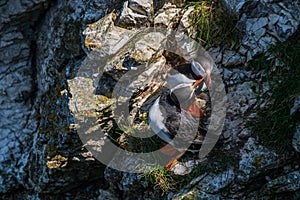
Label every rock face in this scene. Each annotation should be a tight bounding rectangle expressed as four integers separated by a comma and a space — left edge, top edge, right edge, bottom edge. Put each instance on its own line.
117, 0, 154, 28
216, 0, 300, 66
0, 0, 125, 198
0, 0, 49, 193
1, 0, 300, 199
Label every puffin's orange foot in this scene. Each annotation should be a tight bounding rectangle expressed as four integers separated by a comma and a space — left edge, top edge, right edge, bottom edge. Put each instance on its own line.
165, 151, 186, 170
166, 159, 178, 170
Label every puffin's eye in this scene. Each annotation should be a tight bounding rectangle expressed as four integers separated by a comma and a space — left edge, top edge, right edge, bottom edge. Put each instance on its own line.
191, 61, 206, 78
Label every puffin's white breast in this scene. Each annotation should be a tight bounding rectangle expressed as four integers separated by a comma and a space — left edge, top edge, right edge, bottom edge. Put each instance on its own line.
148, 97, 174, 145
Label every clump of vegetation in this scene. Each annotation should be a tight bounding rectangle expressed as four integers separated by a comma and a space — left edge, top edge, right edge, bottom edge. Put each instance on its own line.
188, 0, 241, 47
109, 112, 164, 153
247, 33, 300, 151
142, 165, 176, 194
142, 149, 237, 195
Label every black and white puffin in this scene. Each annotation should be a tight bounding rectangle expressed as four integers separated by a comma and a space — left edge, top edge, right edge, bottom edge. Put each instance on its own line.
148, 60, 211, 169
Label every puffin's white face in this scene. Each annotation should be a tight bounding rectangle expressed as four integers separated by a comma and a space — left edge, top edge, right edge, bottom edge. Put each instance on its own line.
191, 60, 206, 78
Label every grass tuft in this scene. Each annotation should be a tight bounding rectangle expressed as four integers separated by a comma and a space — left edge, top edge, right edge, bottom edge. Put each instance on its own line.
142, 165, 176, 194
188, 0, 241, 47
141, 149, 237, 195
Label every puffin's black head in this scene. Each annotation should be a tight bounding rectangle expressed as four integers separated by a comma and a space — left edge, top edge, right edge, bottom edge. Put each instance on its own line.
191, 60, 206, 79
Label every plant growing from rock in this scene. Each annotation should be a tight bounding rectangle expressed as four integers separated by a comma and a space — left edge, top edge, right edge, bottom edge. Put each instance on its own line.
142, 165, 176, 194
188, 0, 241, 47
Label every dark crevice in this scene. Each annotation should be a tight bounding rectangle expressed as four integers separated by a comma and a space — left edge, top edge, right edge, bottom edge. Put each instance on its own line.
0, 0, 8, 7
27, 1, 54, 106
29, 39, 38, 106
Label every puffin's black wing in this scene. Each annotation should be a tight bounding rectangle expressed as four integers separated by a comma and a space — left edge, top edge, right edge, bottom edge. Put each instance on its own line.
159, 88, 199, 149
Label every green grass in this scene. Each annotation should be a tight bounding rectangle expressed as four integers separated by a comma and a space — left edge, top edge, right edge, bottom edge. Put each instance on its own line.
142, 163, 209, 195
142, 165, 176, 194
114, 113, 163, 153
141, 149, 237, 195
247, 34, 300, 152
188, 0, 241, 47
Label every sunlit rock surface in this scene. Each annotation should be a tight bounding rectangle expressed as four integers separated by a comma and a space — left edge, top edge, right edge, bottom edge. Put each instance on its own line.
117, 0, 154, 28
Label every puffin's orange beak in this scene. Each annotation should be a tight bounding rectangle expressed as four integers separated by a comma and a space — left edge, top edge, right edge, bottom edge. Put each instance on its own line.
192, 71, 211, 89
192, 77, 204, 89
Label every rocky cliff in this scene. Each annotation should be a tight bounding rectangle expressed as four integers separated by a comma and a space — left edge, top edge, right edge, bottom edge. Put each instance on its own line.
0, 0, 300, 199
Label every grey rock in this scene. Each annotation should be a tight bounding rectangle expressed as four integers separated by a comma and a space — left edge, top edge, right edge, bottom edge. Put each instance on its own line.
177, 6, 195, 36
171, 160, 200, 175
290, 96, 300, 115
245, 18, 255, 32
237, 0, 300, 60
268, 13, 280, 26
222, 49, 246, 66
264, 171, 300, 193
198, 169, 235, 193
292, 126, 300, 153
129, 0, 153, 15
208, 47, 223, 64
131, 31, 166, 62
238, 137, 278, 183
227, 81, 257, 116
172, 169, 235, 199
222, 0, 247, 14
221, 68, 233, 81
104, 166, 162, 199
258, 36, 276, 50
0, 0, 49, 193
223, 118, 243, 142
117, 0, 153, 28
252, 17, 268, 32
154, 2, 181, 27
0, 0, 126, 196
255, 27, 266, 40
238, 129, 251, 139
238, 46, 248, 56
83, 12, 136, 58
105, 167, 143, 192
278, 23, 293, 34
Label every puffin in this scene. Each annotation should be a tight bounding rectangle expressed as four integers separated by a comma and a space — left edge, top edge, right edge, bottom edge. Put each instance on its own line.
148, 60, 211, 170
